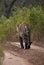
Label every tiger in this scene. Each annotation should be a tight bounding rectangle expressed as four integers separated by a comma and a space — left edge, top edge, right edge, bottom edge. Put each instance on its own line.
16, 22, 32, 49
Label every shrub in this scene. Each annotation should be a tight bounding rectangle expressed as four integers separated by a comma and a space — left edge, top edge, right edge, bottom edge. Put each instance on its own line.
0, 48, 4, 65
0, 6, 44, 42
29, 7, 44, 41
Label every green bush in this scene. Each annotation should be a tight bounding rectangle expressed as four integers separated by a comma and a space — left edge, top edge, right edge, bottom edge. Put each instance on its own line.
0, 6, 44, 42
0, 48, 4, 57
0, 16, 6, 42
29, 7, 44, 41
0, 48, 4, 65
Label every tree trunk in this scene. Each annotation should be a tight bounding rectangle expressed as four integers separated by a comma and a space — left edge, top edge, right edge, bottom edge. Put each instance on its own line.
3, 0, 16, 18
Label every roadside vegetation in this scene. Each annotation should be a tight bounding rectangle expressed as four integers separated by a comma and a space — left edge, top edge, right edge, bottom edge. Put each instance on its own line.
0, 6, 44, 44
0, 47, 4, 65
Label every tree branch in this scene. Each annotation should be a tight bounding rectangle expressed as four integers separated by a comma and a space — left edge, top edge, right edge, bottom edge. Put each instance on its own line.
3, 0, 16, 18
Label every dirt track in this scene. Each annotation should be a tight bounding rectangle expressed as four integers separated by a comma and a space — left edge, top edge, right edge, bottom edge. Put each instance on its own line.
3, 51, 32, 65
9, 42, 44, 52
3, 42, 44, 65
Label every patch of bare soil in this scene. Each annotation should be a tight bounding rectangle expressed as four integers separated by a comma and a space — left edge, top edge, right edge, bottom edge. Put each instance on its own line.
33, 41, 44, 48
4, 43, 44, 65
3, 51, 30, 65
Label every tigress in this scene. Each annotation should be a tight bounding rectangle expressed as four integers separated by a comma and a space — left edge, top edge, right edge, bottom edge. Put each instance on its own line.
17, 22, 32, 49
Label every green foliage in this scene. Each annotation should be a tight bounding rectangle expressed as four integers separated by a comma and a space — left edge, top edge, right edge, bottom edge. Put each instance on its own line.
12, 7, 30, 24
0, 16, 6, 42
0, 6, 44, 41
0, 48, 4, 57
29, 6, 44, 41
0, 16, 17, 41
11, 6, 44, 41
0, 47, 4, 65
